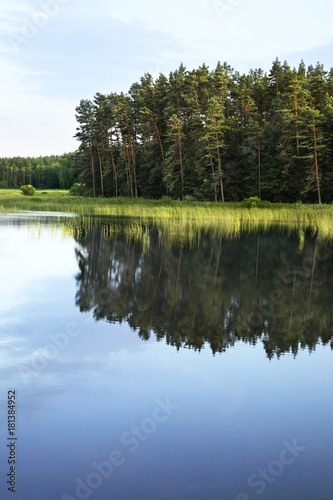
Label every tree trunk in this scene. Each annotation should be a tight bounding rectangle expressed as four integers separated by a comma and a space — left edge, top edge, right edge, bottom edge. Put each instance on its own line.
214, 120, 224, 202
110, 148, 118, 198
125, 114, 137, 198
178, 130, 184, 201
153, 119, 165, 162
295, 93, 300, 155
95, 141, 104, 197
207, 136, 217, 202
122, 141, 133, 198
89, 144, 96, 198
258, 138, 261, 199
102, 127, 118, 198
312, 117, 321, 205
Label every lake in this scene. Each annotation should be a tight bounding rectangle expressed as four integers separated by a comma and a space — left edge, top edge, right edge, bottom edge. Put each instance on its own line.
0, 213, 332, 500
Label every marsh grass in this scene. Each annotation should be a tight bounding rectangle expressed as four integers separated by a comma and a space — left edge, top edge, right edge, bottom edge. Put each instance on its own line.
1, 189, 333, 245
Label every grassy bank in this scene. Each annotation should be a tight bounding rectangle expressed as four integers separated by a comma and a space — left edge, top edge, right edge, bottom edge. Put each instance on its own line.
1, 189, 333, 244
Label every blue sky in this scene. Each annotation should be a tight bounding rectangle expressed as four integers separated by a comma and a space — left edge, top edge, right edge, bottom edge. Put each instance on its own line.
0, 0, 333, 157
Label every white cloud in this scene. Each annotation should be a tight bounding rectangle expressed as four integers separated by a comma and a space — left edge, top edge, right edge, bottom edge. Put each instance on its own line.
0, 58, 78, 156
0, 0, 333, 157
0, 1, 39, 47
106, 0, 333, 62
0, 0, 35, 11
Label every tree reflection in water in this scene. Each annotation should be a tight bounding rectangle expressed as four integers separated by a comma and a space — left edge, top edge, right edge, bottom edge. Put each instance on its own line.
74, 221, 333, 358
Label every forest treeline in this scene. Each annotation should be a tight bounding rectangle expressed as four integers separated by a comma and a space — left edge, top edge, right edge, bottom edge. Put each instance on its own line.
0, 154, 76, 189
74, 59, 333, 203
2, 59, 333, 202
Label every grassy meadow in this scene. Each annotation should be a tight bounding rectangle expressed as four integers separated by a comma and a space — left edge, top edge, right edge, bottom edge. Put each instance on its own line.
1, 188, 333, 245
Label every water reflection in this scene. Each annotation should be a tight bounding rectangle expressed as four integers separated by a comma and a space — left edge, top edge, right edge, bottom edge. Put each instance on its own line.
1, 214, 333, 500
74, 222, 333, 358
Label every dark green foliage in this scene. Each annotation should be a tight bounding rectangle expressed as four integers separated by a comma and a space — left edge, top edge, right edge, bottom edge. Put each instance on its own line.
20, 185, 35, 196
0, 154, 76, 190
71, 59, 333, 204
69, 183, 88, 196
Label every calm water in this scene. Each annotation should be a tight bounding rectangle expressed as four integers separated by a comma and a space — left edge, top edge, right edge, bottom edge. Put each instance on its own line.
0, 214, 332, 500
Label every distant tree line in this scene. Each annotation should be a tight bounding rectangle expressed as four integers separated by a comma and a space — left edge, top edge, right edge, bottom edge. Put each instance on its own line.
74, 59, 333, 203
0, 154, 76, 190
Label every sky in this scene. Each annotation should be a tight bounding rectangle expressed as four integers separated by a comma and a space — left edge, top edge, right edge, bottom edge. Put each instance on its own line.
0, 0, 333, 158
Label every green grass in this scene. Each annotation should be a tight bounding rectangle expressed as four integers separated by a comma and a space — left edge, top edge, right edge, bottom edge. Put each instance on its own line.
1, 188, 333, 244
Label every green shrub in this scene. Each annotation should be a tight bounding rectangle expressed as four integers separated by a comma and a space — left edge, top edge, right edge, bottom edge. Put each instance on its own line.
161, 195, 172, 204
20, 185, 35, 196
242, 197, 271, 208
184, 195, 194, 202
69, 183, 87, 196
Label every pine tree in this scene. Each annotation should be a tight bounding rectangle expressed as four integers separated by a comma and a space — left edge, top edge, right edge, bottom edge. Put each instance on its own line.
75, 99, 97, 197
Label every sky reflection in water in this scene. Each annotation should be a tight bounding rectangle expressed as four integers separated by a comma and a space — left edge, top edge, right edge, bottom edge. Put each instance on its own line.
0, 215, 332, 500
